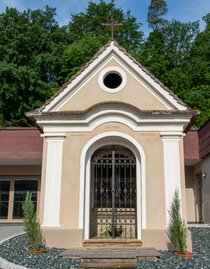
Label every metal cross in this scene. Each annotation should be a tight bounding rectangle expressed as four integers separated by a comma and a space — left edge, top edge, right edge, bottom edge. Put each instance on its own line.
102, 16, 122, 39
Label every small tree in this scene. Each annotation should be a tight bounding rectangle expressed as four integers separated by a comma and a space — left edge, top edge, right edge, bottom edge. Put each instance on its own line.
168, 189, 188, 254
22, 192, 43, 251
147, 0, 168, 29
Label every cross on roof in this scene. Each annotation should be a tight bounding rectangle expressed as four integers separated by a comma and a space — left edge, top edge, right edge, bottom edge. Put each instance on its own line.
102, 16, 122, 39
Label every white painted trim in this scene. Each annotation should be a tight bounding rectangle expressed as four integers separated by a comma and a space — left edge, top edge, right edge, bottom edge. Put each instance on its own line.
43, 41, 187, 112
41, 133, 66, 138
42, 137, 64, 227
37, 110, 190, 134
42, 122, 187, 134
78, 132, 146, 240
98, 66, 127, 93
162, 136, 182, 226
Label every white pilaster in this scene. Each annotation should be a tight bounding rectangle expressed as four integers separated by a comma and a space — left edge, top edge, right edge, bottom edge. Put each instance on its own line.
42, 134, 65, 227
161, 133, 182, 226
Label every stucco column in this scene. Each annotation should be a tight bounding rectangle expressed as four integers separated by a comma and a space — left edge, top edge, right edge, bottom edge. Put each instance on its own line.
42, 133, 66, 227
161, 133, 182, 226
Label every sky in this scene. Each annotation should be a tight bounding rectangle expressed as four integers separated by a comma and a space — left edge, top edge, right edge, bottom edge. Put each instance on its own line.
0, 0, 209, 35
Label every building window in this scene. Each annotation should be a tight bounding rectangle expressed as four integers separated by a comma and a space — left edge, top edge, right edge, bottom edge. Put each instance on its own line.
0, 178, 39, 222
98, 66, 127, 93
103, 72, 122, 89
0, 181, 10, 219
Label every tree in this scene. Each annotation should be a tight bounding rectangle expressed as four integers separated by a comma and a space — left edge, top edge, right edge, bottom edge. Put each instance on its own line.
68, 0, 144, 53
58, 35, 106, 85
138, 20, 199, 89
147, 0, 168, 29
0, 6, 69, 126
182, 13, 210, 126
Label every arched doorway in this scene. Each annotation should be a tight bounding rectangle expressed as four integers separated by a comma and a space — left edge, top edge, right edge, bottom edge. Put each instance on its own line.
89, 145, 137, 239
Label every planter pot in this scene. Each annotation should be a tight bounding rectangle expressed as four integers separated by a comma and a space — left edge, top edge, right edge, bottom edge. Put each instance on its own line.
175, 251, 194, 258
27, 248, 46, 254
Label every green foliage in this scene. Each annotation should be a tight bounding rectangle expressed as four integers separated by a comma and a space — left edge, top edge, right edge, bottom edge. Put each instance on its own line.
68, 0, 144, 53
22, 192, 43, 250
107, 224, 123, 237
168, 190, 187, 254
0, 2, 209, 128
58, 35, 106, 85
147, 0, 168, 29
0, 6, 69, 126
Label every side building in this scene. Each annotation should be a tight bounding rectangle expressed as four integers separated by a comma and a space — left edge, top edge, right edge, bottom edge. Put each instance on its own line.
184, 119, 210, 224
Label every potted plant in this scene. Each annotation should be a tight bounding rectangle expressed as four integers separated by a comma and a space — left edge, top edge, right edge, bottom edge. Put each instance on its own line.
22, 192, 46, 253
107, 224, 123, 237
167, 189, 194, 258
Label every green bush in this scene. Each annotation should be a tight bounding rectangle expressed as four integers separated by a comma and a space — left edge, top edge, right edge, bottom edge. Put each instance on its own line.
22, 192, 43, 250
167, 189, 188, 254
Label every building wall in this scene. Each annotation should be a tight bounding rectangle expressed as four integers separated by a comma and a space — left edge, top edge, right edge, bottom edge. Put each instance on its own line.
59, 58, 169, 112
40, 122, 187, 249
202, 154, 210, 223
185, 166, 198, 222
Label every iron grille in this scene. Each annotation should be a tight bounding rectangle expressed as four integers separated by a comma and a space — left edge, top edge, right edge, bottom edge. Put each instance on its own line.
90, 146, 137, 239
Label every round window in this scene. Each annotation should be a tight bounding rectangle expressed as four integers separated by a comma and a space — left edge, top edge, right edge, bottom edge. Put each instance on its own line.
99, 67, 127, 93
103, 72, 122, 89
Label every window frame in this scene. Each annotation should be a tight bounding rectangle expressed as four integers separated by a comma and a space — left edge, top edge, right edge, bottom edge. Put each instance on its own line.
0, 176, 40, 223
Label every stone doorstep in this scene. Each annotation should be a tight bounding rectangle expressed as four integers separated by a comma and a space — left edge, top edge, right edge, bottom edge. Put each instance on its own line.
80, 258, 136, 269
61, 247, 160, 259
80, 257, 158, 269
83, 239, 142, 248
61, 248, 160, 269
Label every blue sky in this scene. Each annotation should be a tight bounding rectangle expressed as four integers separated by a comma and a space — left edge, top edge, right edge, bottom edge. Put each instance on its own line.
0, 0, 209, 35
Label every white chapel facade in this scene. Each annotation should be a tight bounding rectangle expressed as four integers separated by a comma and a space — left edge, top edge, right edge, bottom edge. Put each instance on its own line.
28, 41, 194, 249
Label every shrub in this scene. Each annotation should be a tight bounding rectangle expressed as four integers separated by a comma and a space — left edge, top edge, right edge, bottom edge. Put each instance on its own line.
22, 192, 43, 251
167, 189, 188, 254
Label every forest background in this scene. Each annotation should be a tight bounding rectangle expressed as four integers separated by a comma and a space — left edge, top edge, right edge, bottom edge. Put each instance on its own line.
0, 0, 209, 127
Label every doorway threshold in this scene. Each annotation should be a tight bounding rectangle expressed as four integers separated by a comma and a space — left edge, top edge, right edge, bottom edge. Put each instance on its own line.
83, 239, 142, 248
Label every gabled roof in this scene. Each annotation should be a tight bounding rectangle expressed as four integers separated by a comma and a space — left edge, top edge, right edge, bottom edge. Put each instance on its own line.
27, 40, 194, 116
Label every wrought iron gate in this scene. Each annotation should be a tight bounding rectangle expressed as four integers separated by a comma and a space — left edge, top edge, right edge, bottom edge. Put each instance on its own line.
90, 146, 137, 239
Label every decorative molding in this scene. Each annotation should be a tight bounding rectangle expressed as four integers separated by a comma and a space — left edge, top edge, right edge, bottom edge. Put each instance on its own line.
42, 42, 188, 112
42, 137, 65, 227
36, 110, 190, 134
41, 133, 66, 138
162, 136, 182, 226
78, 131, 146, 240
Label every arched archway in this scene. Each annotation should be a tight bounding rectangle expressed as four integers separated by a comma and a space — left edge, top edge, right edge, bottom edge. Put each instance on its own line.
79, 132, 146, 240
90, 145, 137, 239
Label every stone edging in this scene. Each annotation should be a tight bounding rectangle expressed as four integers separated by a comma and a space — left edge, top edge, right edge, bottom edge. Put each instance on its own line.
0, 233, 28, 269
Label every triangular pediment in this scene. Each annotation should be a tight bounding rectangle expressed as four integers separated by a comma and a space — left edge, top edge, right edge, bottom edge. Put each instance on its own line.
38, 41, 189, 114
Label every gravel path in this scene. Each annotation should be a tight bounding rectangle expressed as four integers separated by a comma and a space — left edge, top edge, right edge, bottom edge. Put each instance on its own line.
0, 227, 209, 268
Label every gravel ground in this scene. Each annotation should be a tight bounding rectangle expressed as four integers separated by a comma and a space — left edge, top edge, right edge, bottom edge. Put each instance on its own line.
137, 227, 210, 269
0, 235, 80, 269
0, 227, 209, 268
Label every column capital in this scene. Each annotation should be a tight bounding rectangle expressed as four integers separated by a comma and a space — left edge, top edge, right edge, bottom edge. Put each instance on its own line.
41, 133, 66, 139
160, 132, 183, 140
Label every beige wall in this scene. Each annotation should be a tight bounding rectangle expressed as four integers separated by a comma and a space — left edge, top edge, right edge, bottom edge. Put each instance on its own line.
59, 58, 170, 112
39, 121, 188, 249
58, 123, 166, 230
42, 227, 192, 251
185, 166, 197, 222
